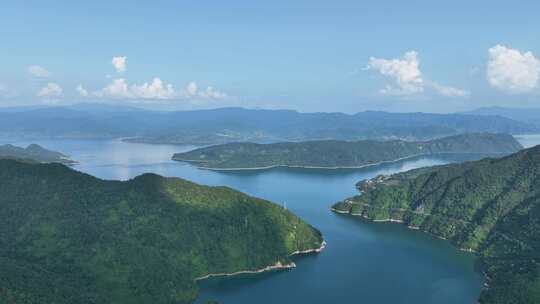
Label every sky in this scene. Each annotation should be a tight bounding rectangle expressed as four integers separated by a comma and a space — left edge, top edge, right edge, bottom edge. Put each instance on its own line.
1, 0, 540, 113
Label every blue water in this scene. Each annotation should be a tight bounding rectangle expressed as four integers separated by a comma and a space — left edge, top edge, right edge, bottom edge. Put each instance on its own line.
4, 139, 509, 304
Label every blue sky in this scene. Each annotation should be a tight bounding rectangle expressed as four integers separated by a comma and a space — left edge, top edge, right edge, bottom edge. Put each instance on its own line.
1, 0, 540, 112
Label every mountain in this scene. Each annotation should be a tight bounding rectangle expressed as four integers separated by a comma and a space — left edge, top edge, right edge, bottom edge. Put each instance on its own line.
172, 133, 523, 170
0, 104, 537, 144
332, 145, 540, 304
0, 143, 76, 165
464, 107, 540, 126
0, 159, 323, 304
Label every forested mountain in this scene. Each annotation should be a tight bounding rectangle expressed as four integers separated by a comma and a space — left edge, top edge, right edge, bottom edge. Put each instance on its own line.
332, 144, 540, 304
0, 143, 75, 165
0, 159, 323, 304
172, 133, 523, 170
0, 104, 536, 144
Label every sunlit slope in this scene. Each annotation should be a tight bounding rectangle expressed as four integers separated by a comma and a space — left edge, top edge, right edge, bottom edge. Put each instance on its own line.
0, 159, 322, 304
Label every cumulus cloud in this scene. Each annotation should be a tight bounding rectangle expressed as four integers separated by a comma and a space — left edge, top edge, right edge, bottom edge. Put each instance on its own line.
367, 51, 468, 98
76, 85, 89, 97
98, 78, 132, 98
28, 65, 51, 78
367, 51, 424, 95
112, 56, 127, 73
186, 81, 198, 96
94, 78, 228, 102
487, 45, 540, 93
131, 78, 176, 99
199, 86, 228, 99
429, 82, 470, 97
184, 81, 228, 99
37, 83, 63, 97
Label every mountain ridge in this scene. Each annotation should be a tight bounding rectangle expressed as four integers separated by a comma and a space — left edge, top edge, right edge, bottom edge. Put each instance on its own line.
0, 105, 536, 145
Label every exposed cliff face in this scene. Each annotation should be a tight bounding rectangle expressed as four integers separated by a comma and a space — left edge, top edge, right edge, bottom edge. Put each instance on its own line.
333, 145, 540, 304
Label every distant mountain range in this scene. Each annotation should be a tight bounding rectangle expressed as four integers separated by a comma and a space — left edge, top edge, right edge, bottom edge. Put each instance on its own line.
463, 106, 540, 126
173, 133, 523, 170
0, 104, 537, 145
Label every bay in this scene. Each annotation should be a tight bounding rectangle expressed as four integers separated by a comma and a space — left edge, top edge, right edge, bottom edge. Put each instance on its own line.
7, 138, 536, 304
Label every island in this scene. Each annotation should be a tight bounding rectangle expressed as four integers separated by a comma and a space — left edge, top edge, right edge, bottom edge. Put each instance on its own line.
0, 159, 324, 304
332, 144, 540, 304
0, 143, 76, 165
172, 133, 523, 170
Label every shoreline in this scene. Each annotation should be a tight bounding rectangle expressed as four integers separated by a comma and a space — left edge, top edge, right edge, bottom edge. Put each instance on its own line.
173, 154, 426, 171
195, 240, 326, 281
332, 209, 478, 253
195, 261, 297, 281
173, 151, 513, 172
290, 240, 327, 256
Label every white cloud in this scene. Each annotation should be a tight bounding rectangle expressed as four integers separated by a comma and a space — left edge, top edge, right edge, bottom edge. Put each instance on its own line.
186, 81, 198, 96
487, 45, 540, 93
94, 78, 229, 102
367, 51, 468, 98
112, 56, 127, 73
76, 85, 89, 97
97, 78, 177, 100
37, 83, 63, 97
99, 78, 132, 98
184, 81, 228, 99
199, 86, 228, 99
367, 51, 424, 95
28, 65, 51, 78
131, 78, 176, 99
429, 82, 470, 97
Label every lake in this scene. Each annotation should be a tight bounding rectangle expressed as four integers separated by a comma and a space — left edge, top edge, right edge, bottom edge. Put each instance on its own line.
7, 138, 537, 304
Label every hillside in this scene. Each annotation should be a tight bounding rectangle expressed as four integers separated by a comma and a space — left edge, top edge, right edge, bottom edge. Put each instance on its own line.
332, 145, 540, 304
0, 105, 536, 144
0, 159, 323, 304
172, 133, 523, 170
0, 143, 76, 165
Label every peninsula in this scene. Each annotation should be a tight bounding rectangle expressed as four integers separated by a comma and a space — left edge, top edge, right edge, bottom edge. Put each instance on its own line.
0, 143, 76, 165
0, 159, 323, 304
332, 144, 540, 304
172, 133, 523, 170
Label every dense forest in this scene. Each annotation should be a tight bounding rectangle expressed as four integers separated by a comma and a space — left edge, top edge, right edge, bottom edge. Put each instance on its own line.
0, 159, 323, 304
0, 143, 76, 165
173, 133, 523, 170
332, 145, 540, 304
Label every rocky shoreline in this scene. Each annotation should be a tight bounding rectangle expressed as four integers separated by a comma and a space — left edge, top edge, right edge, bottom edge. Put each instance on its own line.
195, 240, 326, 281
174, 154, 425, 172
195, 261, 297, 281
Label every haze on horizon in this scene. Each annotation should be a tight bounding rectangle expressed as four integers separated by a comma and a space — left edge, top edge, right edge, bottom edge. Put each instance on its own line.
1, 1, 540, 113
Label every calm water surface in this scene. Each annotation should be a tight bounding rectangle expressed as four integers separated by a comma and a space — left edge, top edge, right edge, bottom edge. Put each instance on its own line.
7, 138, 536, 304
